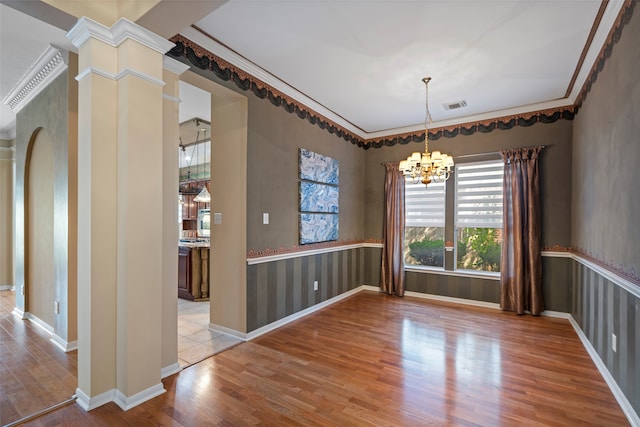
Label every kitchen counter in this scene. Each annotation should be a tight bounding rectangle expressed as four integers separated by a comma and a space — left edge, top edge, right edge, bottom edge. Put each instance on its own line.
178, 243, 210, 301
179, 239, 210, 249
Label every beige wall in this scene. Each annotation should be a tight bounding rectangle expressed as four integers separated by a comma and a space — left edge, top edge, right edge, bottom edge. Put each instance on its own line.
0, 139, 15, 288
182, 70, 249, 333
26, 129, 55, 325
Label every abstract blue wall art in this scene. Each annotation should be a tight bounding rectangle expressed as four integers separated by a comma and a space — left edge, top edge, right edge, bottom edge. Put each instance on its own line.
299, 182, 339, 213
299, 214, 339, 244
299, 148, 339, 185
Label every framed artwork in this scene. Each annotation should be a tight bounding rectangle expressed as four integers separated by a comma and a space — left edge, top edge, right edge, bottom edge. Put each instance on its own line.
298, 148, 340, 244
299, 182, 339, 213
299, 148, 339, 185
299, 214, 339, 244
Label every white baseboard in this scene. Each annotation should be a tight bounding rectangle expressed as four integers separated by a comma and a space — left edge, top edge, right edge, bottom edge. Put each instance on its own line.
0, 284, 13, 291
12, 306, 25, 318
245, 286, 364, 341
50, 334, 78, 353
208, 323, 247, 341
24, 312, 54, 334
210, 286, 367, 341
114, 383, 166, 411
404, 289, 502, 310
568, 316, 640, 427
161, 362, 182, 379
75, 387, 114, 411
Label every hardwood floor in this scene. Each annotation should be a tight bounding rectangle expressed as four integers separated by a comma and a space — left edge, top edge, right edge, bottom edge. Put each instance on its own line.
10, 291, 628, 426
0, 290, 78, 426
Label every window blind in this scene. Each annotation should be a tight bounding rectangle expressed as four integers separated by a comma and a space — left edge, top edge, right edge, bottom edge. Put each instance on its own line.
405, 180, 445, 227
455, 160, 504, 228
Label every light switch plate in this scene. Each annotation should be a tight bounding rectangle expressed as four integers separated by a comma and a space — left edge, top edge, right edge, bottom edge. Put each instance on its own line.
214, 212, 222, 224
263, 213, 269, 224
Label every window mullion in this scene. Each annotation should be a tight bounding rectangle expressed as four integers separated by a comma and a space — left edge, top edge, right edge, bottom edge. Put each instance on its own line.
444, 171, 455, 271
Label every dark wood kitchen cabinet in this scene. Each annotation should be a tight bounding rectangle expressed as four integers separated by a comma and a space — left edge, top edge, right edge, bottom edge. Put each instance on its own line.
178, 246, 193, 300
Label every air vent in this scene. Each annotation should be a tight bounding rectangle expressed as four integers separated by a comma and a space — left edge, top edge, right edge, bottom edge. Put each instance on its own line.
443, 100, 468, 110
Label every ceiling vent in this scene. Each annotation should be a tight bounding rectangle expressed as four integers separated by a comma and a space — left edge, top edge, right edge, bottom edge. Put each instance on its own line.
443, 100, 468, 110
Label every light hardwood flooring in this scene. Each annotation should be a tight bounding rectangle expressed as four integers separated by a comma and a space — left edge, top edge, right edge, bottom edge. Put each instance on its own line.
0, 290, 77, 426
9, 290, 629, 426
0, 291, 240, 425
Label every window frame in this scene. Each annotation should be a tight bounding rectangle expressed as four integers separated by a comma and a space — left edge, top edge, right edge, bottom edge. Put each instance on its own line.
402, 156, 504, 278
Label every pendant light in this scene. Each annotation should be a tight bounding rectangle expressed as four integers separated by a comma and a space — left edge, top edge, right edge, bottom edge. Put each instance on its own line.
193, 128, 211, 203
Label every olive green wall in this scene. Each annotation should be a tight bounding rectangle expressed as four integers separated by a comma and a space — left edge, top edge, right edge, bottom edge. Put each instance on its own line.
572, 6, 640, 281
364, 120, 573, 248
246, 96, 365, 252
185, 66, 366, 254
0, 139, 14, 289
571, 4, 639, 418
14, 54, 78, 345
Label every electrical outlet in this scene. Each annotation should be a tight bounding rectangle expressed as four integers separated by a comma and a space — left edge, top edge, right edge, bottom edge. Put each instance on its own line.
612, 333, 617, 353
54, 301, 60, 314
313, 280, 318, 291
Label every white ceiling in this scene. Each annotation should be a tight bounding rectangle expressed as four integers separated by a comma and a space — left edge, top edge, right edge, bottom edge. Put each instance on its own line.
0, 0, 625, 140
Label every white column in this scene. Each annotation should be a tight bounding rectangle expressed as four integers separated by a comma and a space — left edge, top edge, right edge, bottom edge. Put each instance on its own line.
67, 17, 174, 411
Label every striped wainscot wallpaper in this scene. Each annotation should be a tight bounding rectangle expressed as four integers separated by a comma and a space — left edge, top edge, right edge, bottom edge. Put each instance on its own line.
246, 245, 381, 333
572, 258, 640, 422
246, 247, 639, 423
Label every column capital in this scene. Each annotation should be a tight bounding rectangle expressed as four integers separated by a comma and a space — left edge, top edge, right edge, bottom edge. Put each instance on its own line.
67, 17, 174, 54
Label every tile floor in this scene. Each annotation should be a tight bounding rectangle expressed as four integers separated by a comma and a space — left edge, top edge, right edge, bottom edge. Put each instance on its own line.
177, 298, 243, 366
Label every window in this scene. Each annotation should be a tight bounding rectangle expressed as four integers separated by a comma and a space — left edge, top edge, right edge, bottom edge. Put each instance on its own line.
455, 161, 504, 272
403, 159, 504, 274
404, 180, 445, 267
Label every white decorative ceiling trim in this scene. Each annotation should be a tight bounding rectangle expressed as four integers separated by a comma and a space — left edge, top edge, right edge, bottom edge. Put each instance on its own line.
163, 56, 190, 76
179, 24, 596, 141
67, 16, 174, 54
179, 26, 365, 138
1, 45, 69, 114
365, 98, 576, 140
568, 0, 625, 102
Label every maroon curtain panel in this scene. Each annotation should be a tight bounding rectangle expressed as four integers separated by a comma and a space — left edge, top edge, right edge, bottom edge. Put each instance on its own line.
500, 147, 544, 315
381, 162, 405, 296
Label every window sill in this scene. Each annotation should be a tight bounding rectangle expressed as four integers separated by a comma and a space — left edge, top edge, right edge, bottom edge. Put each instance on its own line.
404, 265, 500, 281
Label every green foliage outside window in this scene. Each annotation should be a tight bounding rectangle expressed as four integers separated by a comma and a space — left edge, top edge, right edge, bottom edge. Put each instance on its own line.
408, 238, 445, 267
457, 228, 501, 272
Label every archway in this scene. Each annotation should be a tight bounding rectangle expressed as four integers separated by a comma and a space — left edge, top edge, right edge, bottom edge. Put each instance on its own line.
25, 127, 55, 326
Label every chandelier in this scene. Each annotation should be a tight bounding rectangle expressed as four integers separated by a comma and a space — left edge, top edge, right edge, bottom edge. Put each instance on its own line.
399, 77, 454, 185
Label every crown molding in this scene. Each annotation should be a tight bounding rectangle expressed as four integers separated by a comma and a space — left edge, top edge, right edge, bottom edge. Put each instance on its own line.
171, 0, 635, 150
170, 32, 577, 150
570, 0, 627, 104
163, 56, 190, 76
67, 16, 174, 54
179, 26, 363, 138
1, 45, 69, 114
